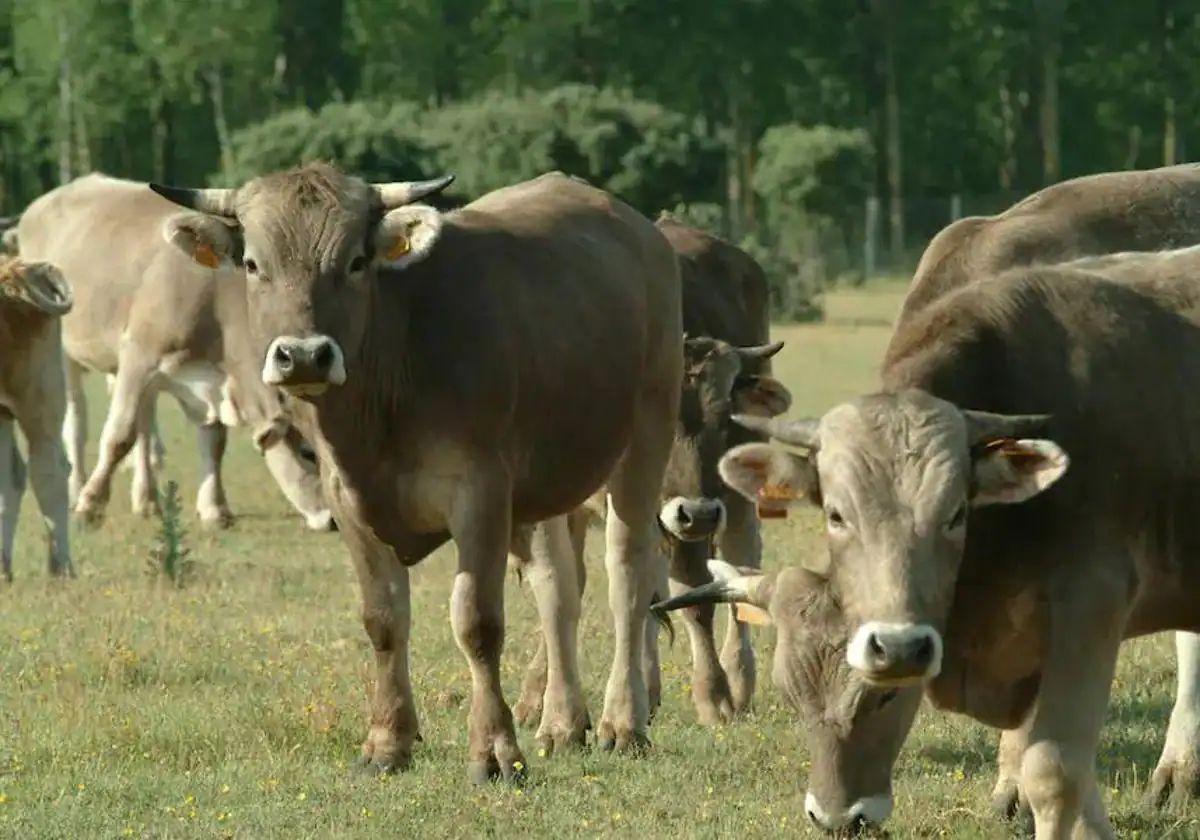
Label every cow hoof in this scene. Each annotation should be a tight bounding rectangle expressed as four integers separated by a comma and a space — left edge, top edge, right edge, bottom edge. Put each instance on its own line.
198, 509, 235, 529
535, 716, 589, 756
513, 695, 543, 730
467, 753, 527, 785
304, 510, 336, 531
595, 724, 650, 754
354, 753, 411, 776
132, 499, 161, 518
1147, 757, 1200, 809
990, 781, 1033, 833
73, 500, 106, 527
695, 696, 735, 726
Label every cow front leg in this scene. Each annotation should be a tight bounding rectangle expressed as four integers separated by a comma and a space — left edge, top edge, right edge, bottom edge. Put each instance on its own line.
24, 426, 73, 577
524, 516, 589, 753
130, 394, 160, 517
992, 720, 1035, 832
1019, 576, 1124, 839
718, 494, 760, 712
0, 417, 24, 582
62, 359, 87, 506
669, 541, 734, 725
344, 520, 419, 774
448, 467, 524, 783
195, 421, 233, 527
76, 352, 156, 524
1148, 631, 1200, 808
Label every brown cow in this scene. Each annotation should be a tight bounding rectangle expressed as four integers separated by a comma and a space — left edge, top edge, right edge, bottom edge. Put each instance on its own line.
0, 257, 73, 580
16, 175, 330, 530
659, 167, 1200, 836
511, 220, 792, 727
150, 165, 682, 780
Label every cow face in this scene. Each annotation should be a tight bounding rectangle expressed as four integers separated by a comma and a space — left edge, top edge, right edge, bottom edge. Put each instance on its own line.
151, 164, 454, 398
658, 337, 791, 543
653, 562, 922, 834
721, 390, 1067, 687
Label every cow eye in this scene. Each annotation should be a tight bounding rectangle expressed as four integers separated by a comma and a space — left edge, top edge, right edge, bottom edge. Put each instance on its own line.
826, 508, 846, 529
244, 258, 259, 275
946, 502, 967, 531
349, 255, 367, 273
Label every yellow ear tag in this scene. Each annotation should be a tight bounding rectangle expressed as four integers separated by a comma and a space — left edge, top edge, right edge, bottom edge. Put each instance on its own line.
386, 235, 411, 261
194, 243, 220, 269
735, 603, 772, 626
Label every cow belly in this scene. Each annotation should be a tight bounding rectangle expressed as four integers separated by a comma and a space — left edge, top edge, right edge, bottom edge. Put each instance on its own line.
158, 361, 226, 426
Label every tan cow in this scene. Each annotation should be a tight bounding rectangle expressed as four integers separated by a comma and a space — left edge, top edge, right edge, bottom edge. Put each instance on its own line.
15, 175, 330, 530
0, 257, 73, 580
659, 167, 1200, 836
151, 165, 681, 780
511, 220, 791, 728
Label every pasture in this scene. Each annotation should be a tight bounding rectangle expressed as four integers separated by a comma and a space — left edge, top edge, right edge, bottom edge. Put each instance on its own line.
0, 279, 1193, 839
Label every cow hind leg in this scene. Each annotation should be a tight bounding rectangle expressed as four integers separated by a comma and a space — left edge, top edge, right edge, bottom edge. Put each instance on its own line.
75, 351, 157, 524
524, 516, 589, 754
62, 359, 87, 506
129, 392, 160, 517
991, 721, 1034, 832
718, 495, 760, 712
598, 385, 677, 752
1148, 631, 1200, 808
448, 464, 524, 783
25, 426, 73, 577
644, 548, 668, 721
669, 547, 735, 726
0, 417, 24, 582
195, 421, 233, 527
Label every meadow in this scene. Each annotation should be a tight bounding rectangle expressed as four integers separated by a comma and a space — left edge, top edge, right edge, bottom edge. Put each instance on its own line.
0, 280, 1195, 838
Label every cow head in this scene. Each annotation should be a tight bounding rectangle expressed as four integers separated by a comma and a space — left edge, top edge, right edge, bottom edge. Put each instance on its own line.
659, 336, 791, 544
151, 163, 454, 398
653, 560, 922, 833
0, 258, 73, 317
721, 389, 1067, 687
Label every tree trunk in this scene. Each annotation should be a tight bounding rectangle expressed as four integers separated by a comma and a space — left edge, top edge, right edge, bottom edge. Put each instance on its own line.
872, 0, 904, 266
1162, 0, 1178, 165
1035, 0, 1065, 185
725, 88, 744, 240
74, 101, 91, 175
56, 14, 73, 185
206, 65, 236, 180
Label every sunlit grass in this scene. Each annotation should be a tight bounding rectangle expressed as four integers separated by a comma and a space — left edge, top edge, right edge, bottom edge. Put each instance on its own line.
0, 279, 1194, 837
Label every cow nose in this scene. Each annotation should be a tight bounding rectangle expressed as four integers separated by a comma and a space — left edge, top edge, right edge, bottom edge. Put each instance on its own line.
272, 344, 295, 375
805, 792, 892, 833
312, 339, 335, 372
660, 497, 726, 540
848, 622, 943, 684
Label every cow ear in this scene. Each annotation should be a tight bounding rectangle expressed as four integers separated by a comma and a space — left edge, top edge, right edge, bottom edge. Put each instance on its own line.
377, 204, 442, 270
971, 438, 1068, 507
719, 443, 818, 518
733, 375, 792, 418
162, 212, 241, 269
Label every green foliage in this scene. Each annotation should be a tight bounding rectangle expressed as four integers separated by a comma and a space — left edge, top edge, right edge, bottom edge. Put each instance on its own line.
147, 480, 193, 588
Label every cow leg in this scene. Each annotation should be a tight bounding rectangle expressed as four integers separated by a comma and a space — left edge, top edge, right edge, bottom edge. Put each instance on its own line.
524, 516, 589, 754
718, 494, 760, 712
643, 547, 668, 720
24, 423, 73, 578
343, 519, 419, 774
0, 417, 24, 582
62, 359, 87, 506
1019, 578, 1124, 840
1148, 631, 1200, 807
669, 543, 735, 725
75, 352, 157, 524
598, 388, 676, 752
992, 721, 1035, 832
195, 421, 233, 527
129, 393, 160, 517
447, 464, 524, 783
514, 507, 590, 729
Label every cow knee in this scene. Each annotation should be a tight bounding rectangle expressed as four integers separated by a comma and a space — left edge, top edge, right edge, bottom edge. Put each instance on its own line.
1021, 741, 1086, 819
362, 609, 395, 653
454, 610, 504, 661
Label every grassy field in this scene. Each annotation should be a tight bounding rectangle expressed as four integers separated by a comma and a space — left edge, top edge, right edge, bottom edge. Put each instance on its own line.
1, 279, 1195, 838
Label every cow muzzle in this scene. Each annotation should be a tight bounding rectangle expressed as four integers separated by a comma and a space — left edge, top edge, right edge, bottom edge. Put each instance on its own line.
846, 622, 943, 685
659, 496, 726, 541
262, 335, 346, 396
805, 792, 893, 834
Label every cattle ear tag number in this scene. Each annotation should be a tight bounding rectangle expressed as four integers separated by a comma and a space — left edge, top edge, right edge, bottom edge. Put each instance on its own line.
386, 235, 411, 261
735, 603, 772, 626
756, 483, 798, 519
193, 243, 220, 269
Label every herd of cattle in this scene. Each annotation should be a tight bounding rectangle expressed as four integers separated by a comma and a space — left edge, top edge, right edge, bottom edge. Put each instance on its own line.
5, 162, 1200, 837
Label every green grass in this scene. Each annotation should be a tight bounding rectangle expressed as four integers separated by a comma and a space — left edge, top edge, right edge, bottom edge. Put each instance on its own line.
1, 278, 1195, 838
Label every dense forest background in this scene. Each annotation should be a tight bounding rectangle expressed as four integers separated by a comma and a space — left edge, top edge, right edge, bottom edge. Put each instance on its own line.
0, 1, 1195, 317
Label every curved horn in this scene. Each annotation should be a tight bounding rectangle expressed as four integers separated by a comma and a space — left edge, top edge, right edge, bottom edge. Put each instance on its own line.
651, 560, 770, 616
375, 175, 456, 210
962, 409, 1053, 445
735, 340, 784, 361
5, 261, 73, 316
733, 414, 821, 449
149, 183, 237, 218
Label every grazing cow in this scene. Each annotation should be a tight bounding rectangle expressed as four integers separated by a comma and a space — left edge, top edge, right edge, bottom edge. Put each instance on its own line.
151, 165, 682, 779
0, 257, 73, 580
15, 175, 330, 530
511, 219, 791, 727
665, 249, 1200, 838
662, 166, 1200, 835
